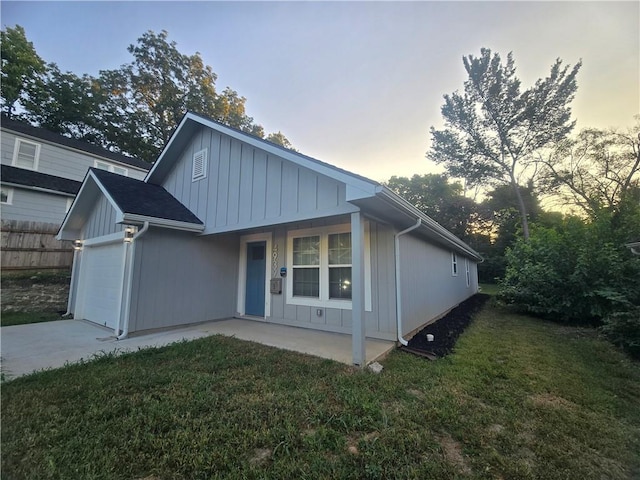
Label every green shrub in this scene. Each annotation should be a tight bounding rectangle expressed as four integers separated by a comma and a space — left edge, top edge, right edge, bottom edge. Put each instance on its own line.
499, 206, 640, 357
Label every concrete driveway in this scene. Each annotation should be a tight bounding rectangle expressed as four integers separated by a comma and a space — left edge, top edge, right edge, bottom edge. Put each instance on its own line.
1, 318, 394, 380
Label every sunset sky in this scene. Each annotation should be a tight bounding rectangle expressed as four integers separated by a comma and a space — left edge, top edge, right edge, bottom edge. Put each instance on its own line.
2, 1, 638, 182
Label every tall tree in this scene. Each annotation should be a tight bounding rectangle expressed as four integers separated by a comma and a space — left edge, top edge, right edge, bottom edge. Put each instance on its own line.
537, 119, 640, 217
22, 63, 104, 144
428, 48, 581, 240
386, 174, 478, 240
0, 25, 45, 117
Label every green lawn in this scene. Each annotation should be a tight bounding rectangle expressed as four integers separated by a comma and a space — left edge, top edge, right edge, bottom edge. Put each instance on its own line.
2, 305, 639, 479
478, 283, 500, 296
0, 311, 62, 327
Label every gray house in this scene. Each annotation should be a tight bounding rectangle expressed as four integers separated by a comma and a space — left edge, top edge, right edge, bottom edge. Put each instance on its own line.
1, 116, 149, 225
58, 112, 481, 365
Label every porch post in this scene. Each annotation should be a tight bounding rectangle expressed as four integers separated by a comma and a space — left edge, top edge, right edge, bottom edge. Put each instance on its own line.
351, 211, 366, 366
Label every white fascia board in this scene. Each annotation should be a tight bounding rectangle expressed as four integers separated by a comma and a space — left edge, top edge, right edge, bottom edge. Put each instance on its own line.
147, 113, 379, 196
0, 182, 76, 197
144, 114, 192, 182
121, 213, 204, 232
375, 185, 483, 262
57, 173, 103, 240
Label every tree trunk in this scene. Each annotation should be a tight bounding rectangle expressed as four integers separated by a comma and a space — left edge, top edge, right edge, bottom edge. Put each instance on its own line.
511, 178, 530, 241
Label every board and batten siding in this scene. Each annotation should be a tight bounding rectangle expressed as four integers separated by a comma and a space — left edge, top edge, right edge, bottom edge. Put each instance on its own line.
1, 130, 147, 181
127, 229, 239, 332
160, 127, 358, 234
397, 233, 478, 337
81, 195, 124, 240
1, 188, 71, 224
250, 218, 397, 340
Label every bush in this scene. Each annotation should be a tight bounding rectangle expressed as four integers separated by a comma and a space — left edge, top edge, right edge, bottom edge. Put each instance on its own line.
499, 207, 640, 357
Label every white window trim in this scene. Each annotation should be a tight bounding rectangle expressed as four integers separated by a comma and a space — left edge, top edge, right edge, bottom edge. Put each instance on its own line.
237, 232, 272, 318
286, 223, 372, 311
1, 186, 14, 205
12, 138, 41, 171
192, 148, 208, 181
94, 160, 128, 176
452, 252, 458, 276
465, 258, 471, 287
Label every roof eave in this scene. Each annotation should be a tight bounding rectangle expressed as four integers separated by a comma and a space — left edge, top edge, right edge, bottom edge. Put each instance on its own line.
374, 186, 483, 262
121, 213, 204, 232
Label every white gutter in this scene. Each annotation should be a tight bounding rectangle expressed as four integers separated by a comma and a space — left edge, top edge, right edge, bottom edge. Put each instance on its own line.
117, 221, 150, 340
376, 186, 482, 262
395, 218, 422, 346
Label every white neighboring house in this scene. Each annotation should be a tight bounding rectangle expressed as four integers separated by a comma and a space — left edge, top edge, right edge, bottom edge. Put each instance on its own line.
1, 116, 149, 226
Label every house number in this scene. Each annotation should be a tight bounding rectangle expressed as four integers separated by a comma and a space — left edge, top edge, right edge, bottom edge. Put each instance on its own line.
272, 244, 278, 277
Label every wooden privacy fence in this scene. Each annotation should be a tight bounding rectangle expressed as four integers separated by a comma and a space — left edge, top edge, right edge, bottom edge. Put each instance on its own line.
1, 220, 73, 271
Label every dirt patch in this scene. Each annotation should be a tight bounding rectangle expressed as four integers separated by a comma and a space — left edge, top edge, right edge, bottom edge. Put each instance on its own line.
437, 434, 471, 475
249, 448, 271, 466
1, 272, 70, 313
404, 294, 490, 358
529, 393, 576, 410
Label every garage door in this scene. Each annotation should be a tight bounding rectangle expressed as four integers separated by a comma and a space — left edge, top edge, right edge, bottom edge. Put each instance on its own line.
77, 242, 125, 330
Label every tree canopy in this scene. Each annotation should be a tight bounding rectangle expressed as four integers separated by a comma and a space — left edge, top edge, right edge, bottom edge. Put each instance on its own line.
428, 48, 581, 239
537, 119, 640, 217
1, 26, 293, 162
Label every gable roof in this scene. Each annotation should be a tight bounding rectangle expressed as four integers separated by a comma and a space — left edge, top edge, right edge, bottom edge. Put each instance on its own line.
1, 164, 81, 196
144, 112, 482, 261
57, 169, 203, 240
145, 112, 379, 201
1, 116, 151, 170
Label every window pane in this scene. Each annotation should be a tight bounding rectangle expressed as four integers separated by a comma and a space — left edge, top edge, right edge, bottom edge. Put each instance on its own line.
293, 268, 319, 297
1, 189, 8, 203
95, 162, 110, 171
293, 236, 320, 265
16, 142, 36, 168
329, 267, 352, 299
113, 166, 127, 176
328, 232, 351, 265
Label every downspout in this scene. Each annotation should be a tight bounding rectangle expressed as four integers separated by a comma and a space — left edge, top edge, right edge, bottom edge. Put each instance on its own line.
117, 222, 150, 340
394, 218, 422, 346
64, 241, 82, 316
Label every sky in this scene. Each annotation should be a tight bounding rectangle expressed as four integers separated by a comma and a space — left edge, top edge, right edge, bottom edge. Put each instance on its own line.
2, 1, 639, 182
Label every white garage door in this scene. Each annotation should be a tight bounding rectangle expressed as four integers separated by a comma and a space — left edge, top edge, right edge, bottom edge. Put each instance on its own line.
77, 242, 125, 330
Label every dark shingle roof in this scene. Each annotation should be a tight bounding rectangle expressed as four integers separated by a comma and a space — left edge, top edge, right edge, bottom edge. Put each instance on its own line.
1, 116, 151, 170
91, 168, 202, 225
1, 164, 81, 195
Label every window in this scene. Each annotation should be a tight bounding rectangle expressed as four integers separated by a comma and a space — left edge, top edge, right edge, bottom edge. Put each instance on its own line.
66, 197, 74, 213
1, 187, 14, 205
12, 138, 40, 170
192, 148, 208, 181
452, 252, 458, 276
292, 235, 320, 297
286, 224, 371, 310
465, 259, 471, 287
328, 232, 352, 299
95, 160, 128, 176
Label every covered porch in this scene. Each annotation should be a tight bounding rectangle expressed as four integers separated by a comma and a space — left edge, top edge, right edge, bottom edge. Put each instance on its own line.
187, 317, 395, 365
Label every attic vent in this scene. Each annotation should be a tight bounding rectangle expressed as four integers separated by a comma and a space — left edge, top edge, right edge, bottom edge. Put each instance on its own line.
192, 148, 208, 181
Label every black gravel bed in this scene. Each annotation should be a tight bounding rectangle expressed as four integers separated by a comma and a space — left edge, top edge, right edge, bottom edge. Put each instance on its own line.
402, 293, 491, 359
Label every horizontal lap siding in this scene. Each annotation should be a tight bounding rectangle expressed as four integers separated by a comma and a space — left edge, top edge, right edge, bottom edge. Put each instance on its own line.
1, 131, 147, 180
398, 234, 477, 336
161, 128, 357, 233
128, 229, 239, 332
1, 188, 70, 224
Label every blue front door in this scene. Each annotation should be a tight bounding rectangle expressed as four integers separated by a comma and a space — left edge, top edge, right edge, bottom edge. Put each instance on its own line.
245, 241, 266, 316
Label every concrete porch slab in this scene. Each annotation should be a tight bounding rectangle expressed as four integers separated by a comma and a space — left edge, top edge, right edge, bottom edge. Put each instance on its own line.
193, 318, 396, 365
1, 318, 395, 380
